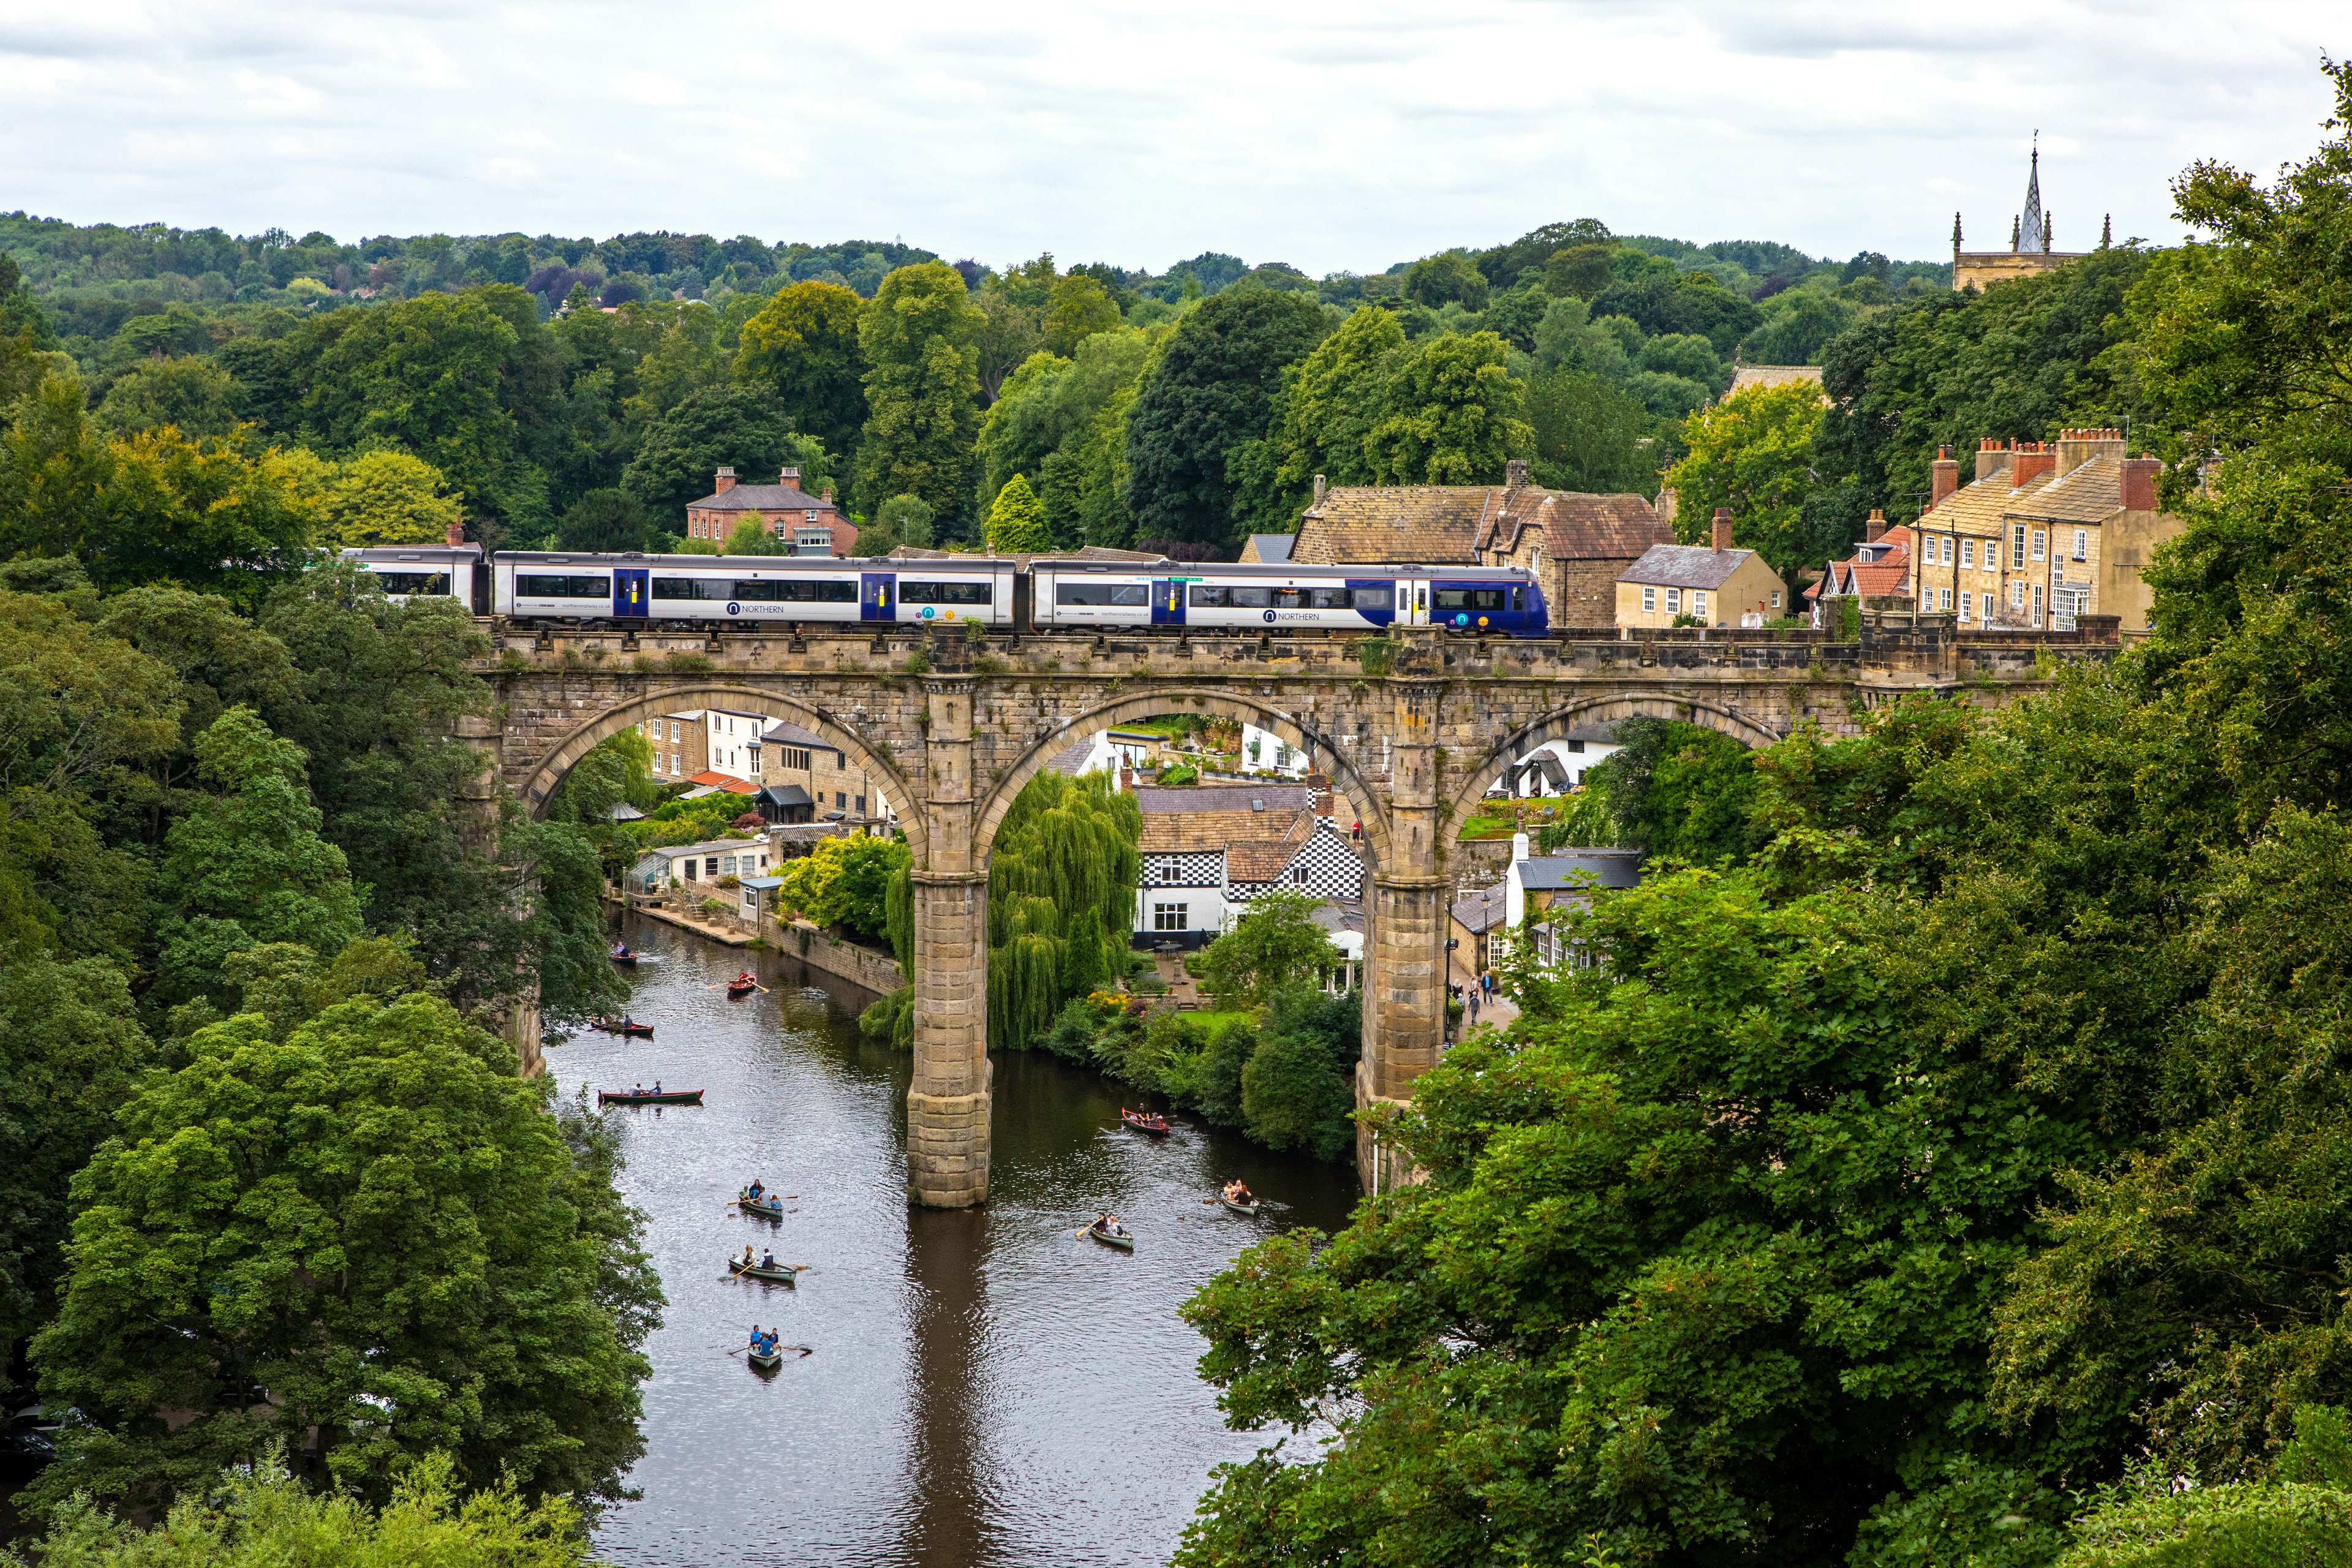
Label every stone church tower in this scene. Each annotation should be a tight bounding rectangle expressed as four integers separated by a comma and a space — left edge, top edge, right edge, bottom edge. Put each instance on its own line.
1953, 141, 2106, 290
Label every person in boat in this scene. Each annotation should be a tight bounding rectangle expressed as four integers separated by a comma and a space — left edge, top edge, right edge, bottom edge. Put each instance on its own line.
747, 1178, 764, 1200
1224, 1180, 1253, 1205
741, 1244, 755, 1268
652, 1079, 662, 1094
633, 1082, 645, 1095
760, 1250, 778, 1270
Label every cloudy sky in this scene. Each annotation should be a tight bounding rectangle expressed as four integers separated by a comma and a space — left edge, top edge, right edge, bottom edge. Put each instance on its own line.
1, 1, 2339, 274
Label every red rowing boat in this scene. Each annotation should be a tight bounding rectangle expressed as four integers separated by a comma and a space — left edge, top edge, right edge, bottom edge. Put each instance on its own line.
1120, 1107, 1171, 1136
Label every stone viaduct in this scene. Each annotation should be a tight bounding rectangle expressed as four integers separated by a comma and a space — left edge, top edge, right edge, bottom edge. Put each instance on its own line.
466, 616, 2111, 1202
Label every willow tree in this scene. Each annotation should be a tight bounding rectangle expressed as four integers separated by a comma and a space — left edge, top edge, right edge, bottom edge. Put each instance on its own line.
984, 769, 1141, 1050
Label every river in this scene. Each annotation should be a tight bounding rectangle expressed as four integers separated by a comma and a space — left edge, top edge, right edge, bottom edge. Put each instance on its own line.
542, 914, 1360, 1568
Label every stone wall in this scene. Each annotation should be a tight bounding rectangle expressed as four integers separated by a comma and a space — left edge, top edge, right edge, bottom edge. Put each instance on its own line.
771, 918, 904, 997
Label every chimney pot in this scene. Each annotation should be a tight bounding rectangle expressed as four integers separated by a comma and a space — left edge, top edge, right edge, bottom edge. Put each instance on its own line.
447, 518, 465, 549
1312, 473, 1327, 506
1711, 507, 1735, 553
1975, 440, 2014, 482
1506, 458, 1529, 488
714, 466, 737, 494
1865, 508, 1887, 544
2011, 448, 2057, 488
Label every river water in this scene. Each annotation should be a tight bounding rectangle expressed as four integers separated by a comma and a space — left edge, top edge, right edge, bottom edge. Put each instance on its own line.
542, 914, 1360, 1568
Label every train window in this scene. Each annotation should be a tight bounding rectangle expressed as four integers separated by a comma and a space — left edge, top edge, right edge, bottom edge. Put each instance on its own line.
652, 578, 726, 599
516, 574, 611, 598
900, 579, 993, 605
1435, 587, 1509, 612
731, 579, 859, 602
1055, 581, 1150, 607
1350, 587, 1392, 610
1310, 587, 1352, 608
1229, 586, 1272, 608
372, 571, 450, 596
1187, 585, 1225, 608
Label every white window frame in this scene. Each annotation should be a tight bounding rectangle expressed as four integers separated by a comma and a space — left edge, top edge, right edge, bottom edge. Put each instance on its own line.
2073, 529, 2087, 560
1153, 902, 1189, 932
1958, 592, 1971, 623
1665, 587, 1681, 614
2031, 530, 2046, 562
2012, 525, 2027, 568
1692, 590, 1707, 618
1961, 537, 1975, 569
1642, 586, 1656, 613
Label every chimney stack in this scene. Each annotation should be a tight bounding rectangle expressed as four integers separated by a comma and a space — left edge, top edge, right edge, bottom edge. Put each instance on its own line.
2121, 454, 2162, 512
714, 465, 737, 494
1312, 473, 1327, 507
1976, 438, 2014, 483
1506, 458, 1529, 489
447, 517, 466, 549
822, 486, 835, 507
1864, 508, 1887, 543
780, 466, 802, 492
1930, 445, 1959, 508
2010, 442, 2057, 488
1711, 507, 1735, 553
2056, 426, 2127, 476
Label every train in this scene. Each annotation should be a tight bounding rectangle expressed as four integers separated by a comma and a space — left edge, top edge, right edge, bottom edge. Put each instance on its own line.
342, 546, 1551, 636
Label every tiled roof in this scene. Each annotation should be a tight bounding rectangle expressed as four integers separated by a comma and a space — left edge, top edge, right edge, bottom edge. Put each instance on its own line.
689, 484, 837, 513
1476, 489, 1674, 563
1726, 365, 1825, 398
1806, 526, 1913, 600
687, 771, 760, 794
1226, 813, 1319, 882
1135, 784, 1315, 816
2008, 456, 2124, 524
1291, 486, 1493, 563
1619, 543, 1759, 590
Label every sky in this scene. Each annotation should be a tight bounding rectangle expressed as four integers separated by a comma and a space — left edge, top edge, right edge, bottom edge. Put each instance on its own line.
0, 0, 2340, 275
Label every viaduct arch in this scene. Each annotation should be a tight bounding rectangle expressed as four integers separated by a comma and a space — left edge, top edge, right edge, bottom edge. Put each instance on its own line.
475, 617, 2084, 1203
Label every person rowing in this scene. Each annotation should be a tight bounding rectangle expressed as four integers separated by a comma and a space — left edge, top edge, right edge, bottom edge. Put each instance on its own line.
741, 1244, 755, 1268
747, 1178, 764, 1200
760, 1250, 778, 1270
1224, 1180, 1253, 1205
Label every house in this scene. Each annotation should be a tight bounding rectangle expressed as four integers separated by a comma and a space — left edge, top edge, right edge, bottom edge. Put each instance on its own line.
1133, 783, 1364, 949
737, 873, 785, 924
1287, 462, 1673, 628
1811, 431, 2177, 632
1238, 533, 1294, 564
1616, 510, 1790, 629
682, 466, 856, 554
1504, 839, 1644, 970
1490, 725, 1621, 797
1044, 728, 1163, 784
1238, 725, 1310, 777
1311, 899, 1365, 993
638, 707, 772, 785
625, 837, 773, 897
754, 720, 888, 824
1806, 518, 1917, 616
1450, 883, 1508, 987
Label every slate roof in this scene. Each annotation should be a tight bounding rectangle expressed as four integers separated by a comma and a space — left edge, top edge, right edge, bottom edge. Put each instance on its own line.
1134, 784, 1315, 816
761, 720, 843, 756
1475, 489, 1675, 564
1619, 543, 1762, 591
1516, 849, 1645, 891
1452, 884, 1508, 934
1240, 533, 1295, 564
688, 483, 837, 513
759, 783, 813, 808
637, 836, 763, 862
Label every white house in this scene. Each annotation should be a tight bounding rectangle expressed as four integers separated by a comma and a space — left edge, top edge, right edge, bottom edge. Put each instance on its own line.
626, 837, 773, 897
1488, 725, 1622, 799
1133, 783, 1364, 948
1503, 835, 1644, 969
1044, 727, 1163, 785
1238, 723, 1310, 778
638, 707, 774, 785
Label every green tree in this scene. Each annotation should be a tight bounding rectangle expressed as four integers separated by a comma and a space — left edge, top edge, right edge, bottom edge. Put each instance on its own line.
27, 990, 659, 1514
317, 450, 464, 549
1401, 252, 1489, 310
1527, 369, 1663, 496
1588, 270, 1762, 355
856, 261, 985, 530
1199, 887, 1339, 1008
777, 834, 911, 948
1366, 330, 1534, 484
858, 493, 933, 555
1126, 288, 1327, 550
93, 356, 242, 437
299, 292, 519, 510
984, 472, 1051, 552
1661, 380, 1831, 572
1544, 242, 1619, 300
1239, 984, 1357, 1161
554, 486, 655, 552
1268, 304, 1407, 492
981, 770, 1142, 1051
620, 383, 830, 523
733, 280, 868, 462
1042, 273, 1124, 356
971, 350, 1072, 516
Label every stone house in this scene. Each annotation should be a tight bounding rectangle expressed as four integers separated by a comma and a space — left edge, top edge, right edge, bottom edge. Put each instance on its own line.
1133, 783, 1364, 949
638, 707, 770, 785
1615, 510, 1790, 630
754, 719, 887, 825
682, 466, 857, 554
1286, 461, 1673, 628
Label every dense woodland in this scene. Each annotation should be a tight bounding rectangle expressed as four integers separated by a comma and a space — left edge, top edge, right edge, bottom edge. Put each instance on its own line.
1175, 62, 2352, 1568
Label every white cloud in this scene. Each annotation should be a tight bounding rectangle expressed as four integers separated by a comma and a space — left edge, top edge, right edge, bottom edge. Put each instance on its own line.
0, 0, 2339, 271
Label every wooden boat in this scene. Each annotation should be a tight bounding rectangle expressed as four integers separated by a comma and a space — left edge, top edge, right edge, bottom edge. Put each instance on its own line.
1219, 1194, 1261, 1217
729, 1256, 804, 1284
590, 1018, 654, 1038
726, 976, 758, 999
597, 1088, 703, 1106
1120, 1108, 1172, 1136
1088, 1220, 1136, 1250
609, 948, 639, 966
737, 1192, 784, 1220
747, 1341, 783, 1369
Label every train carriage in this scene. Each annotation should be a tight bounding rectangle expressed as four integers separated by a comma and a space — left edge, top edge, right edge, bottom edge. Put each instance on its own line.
1029, 561, 1547, 636
492, 552, 1017, 628
343, 545, 488, 612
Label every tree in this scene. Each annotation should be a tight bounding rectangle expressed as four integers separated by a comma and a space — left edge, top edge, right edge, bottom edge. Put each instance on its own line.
1662, 380, 1831, 572
93, 356, 242, 437
1042, 273, 1123, 356
317, 450, 463, 549
554, 486, 655, 552
858, 493, 933, 555
1527, 369, 1662, 496
1268, 304, 1407, 492
150, 707, 366, 1011
1366, 330, 1534, 484
13, 1449, 602, 1566
979, 770, 1142, 1051
1199, 887, 1338, 1008
1401, 252, 1489, 310
984, 473, 1051, 552
777, 833, 911, 948
298, 292, 519, 510
28, 989, 660, 1514
1544, 242, 1619, 300
1125, 288, 1327, 551
733, 280, 868, 462
855, 261, 985, 529
971, 350, 1073, 516
620, 383, 829, 522
1240, 984, 1357, 1160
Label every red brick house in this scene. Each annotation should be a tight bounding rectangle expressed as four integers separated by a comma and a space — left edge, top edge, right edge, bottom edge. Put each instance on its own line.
683, 466, 856, 554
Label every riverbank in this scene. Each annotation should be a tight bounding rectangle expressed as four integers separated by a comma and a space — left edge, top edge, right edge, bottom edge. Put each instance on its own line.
611, 893, 905, 993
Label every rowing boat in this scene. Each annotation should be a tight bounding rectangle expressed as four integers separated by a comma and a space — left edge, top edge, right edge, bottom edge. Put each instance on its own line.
737, 1192, 784, 1219
591, 1019, 654, 1038
1120, 1108, 1171, 1136
1220, 1196, 1261, 1217
609, 948, 639, 966
598, 1088, 703, 1106
729, 1257, 804, 1284
747, 1341, 782, 1369
726, 979, 758, 999
1088, 1221, 1136, 1250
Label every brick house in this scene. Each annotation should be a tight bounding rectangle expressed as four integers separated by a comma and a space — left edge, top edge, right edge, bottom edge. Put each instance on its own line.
1286, 461, 1672, 627
682, 466, 857, 554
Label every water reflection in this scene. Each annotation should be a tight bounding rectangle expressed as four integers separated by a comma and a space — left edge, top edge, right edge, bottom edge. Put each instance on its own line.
545, 916, 1359, 1568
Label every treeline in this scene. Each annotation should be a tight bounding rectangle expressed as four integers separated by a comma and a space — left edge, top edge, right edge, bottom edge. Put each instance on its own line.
1175, 63, 2352, 1568
1, 208, 1948, 563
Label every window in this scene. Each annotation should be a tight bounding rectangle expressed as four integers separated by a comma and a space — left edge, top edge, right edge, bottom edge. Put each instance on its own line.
704, 858, 720, 879
1153, 902, 1188, 932
1962, 538, 1977, 568
1692, 590, 1707, 618
1434, 586, 1509, 612
669, 753, 680, 774
514, 573, 610, 598
2033, 585, 2045, 624
720, 855, 737, 877
899, 579, 993, 605
2031, 530, 2046, 562
2013, 524, 2027, 568
1958, 592, 1971, 623
1292, 866, 1308, 885
1056, 581, 1152, 607
1189, 584, 1272, 608
2073, 529, 2088, 560
1564, 739, 1585, 753
1665, 587, 1681, 614
1983, 592, 1996, 621
736, 578, 858, 602
856, 796, 865, 813
682, 858, 697, 880
2010, 581, 2024, 609
780, 747, 810, 772
1939, 587, 1952, 611
835, 791, 846, 809
1642, 586, 1656, 613
1770, 590, 1781, 608
373, 571, 451, 596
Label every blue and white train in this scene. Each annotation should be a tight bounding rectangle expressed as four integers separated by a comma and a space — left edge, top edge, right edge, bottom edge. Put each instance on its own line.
345, 548, 1551, 636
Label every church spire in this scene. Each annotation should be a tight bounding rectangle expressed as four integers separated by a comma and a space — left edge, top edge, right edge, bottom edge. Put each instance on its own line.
2019, 135, 2046, 254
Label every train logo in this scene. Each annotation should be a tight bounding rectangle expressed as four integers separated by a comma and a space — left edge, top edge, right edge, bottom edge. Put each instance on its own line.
726, 601, 740, 616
